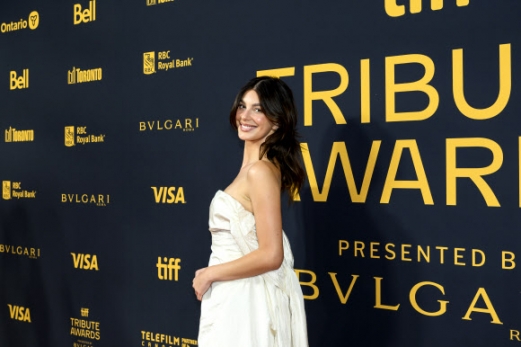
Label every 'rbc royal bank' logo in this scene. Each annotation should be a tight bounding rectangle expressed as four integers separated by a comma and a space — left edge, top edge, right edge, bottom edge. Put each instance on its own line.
74, 0, 96, 25
143, 52, 156, 75
2, 181, 36, 200
9, 69, 29, 90
65, 126, 106, 146
385, 0, 470, 17
157, 257, 181, 281
2, 181, 11, 200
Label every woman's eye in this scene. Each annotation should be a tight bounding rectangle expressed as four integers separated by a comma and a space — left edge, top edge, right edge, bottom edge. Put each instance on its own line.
238, 104, 246, 109
254, 108, 263, 113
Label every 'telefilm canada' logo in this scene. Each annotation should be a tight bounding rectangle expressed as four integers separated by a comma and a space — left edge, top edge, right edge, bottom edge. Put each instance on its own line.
157, 257, 181, 281
65, 126, 106, 147
143, 50, 194, 75
2, 181, 37, 200
70, 307, 101, 344
1, 11, 39, 33
147, 0, 174, 6
9, 69, 29, 90
5, 127, 34, 142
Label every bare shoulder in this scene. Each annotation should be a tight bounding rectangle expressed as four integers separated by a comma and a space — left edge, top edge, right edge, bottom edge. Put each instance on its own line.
246, 160, 281, 188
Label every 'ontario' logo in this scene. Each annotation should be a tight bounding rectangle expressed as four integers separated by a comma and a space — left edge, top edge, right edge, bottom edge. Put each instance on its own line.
139, 119, 199, 132
68, 66, 102, 84
61, 193, 110, 207
146, 0, 175, 6
143, 50, 194, 75
5, 127, 34, 142
2, 181, 37, 200
65, 126, 106, 147
1, 11, 39, 33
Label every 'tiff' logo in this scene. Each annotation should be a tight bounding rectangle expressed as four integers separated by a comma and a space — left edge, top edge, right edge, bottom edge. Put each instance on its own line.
157, 257, 181, 281
65, 126, 75, 147
2, 181, 11, 200
143, 52, 156, 75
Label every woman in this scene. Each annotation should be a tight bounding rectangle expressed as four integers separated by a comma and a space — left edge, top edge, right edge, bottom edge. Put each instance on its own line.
193, 76, 308, 346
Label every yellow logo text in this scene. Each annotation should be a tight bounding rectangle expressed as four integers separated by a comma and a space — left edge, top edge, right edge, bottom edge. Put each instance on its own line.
68, 66, 102, 84
157, 257, 181, 281
8, 305, 31, 323
151, 187, 186, 204
139, 119, 199, 132
74, 0, 96, 25
5, 127, 34, 142
71, 253, 99, 270
10, 69, 29, 90
1, 11, 39, 33
385, 0, 470, 17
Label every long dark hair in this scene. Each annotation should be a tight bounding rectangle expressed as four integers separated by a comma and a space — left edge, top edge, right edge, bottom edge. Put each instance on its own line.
229, 76, 305, 201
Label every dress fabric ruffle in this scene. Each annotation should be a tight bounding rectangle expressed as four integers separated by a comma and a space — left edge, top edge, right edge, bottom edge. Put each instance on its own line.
198, 190, 308, 347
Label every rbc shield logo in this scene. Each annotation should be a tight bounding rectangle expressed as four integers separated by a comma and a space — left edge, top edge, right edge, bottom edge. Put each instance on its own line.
65, 126, 75, 147
2, 181, 11, 200
143, 52, 156, 75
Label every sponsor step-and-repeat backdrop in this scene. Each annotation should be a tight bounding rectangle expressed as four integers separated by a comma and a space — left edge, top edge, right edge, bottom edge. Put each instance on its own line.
1, 1, 521, 346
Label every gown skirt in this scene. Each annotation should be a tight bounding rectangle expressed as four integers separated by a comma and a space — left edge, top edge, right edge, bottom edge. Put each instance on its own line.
198, 190, 308, 347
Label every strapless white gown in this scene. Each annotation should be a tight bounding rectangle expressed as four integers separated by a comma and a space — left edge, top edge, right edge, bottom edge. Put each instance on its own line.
198, 190, 308, 347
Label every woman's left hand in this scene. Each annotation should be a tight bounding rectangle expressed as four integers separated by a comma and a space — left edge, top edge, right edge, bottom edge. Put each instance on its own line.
193, 267, 212, 301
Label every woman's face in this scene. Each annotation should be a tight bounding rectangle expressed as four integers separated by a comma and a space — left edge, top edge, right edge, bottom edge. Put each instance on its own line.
235, 89, 276, 144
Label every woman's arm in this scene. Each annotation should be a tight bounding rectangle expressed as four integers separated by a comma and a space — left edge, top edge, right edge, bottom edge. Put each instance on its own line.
192, 161, 283, 300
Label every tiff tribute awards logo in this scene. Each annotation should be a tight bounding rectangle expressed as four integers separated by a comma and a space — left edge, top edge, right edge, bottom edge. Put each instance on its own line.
385, 0, 470, 16
9, 69, 29, 90
1, 10, 39, 33
74, 0, 96, 25
143, 50, 194, 74
2, 181, 37, 200
65, 126, 106, 146
71, 307, 101, 343
7, 304, 31, 323
5, 127, 34, 142
157, 257, 181, 281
